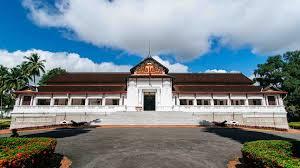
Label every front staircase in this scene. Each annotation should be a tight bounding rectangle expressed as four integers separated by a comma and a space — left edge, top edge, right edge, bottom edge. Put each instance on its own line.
95, 111, 200, 125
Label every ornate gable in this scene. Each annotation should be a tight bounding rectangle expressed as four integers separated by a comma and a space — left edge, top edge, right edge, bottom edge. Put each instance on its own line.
130, 57, 169, 75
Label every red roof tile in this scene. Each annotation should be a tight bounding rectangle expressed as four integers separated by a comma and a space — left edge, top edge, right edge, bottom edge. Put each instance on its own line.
170, 73, 253, 85
38, 85, 126, 92
46, 72, 253, 85
174, 85, 262, 93
46, 72, 130, 85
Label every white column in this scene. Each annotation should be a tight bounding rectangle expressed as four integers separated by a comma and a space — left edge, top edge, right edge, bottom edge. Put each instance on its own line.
278, 95, 284, 106
245, 94, 249, 106
211, 93, 214, 106
50, 98, 54, 106
15, 95, 20, 106
193, 94, 197, 106
102, 94, 106, 106
263, 95, 268, 106
68, 94, 72, 106
228, 94, 231, 106
19, 96, 23, 106
85, 98, 88, 106
121, 95, 125, 105
276, 95, 280, 106
119, 94, 122, 105
157, 89, 161, 105
138, 90, 142, 106
31, 96, 35, 106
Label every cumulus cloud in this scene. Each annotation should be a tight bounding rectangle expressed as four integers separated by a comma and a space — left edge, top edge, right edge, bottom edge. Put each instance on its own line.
152, 56, 188, 73
22, 0, 300, 61
204, 69, 240, 73
0, 49, 188, 73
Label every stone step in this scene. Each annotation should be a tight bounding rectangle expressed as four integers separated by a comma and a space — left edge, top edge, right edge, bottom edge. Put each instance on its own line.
96, 111, 200, 125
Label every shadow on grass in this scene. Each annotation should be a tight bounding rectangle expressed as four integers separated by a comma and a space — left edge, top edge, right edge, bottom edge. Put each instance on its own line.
22, 127, 92, 139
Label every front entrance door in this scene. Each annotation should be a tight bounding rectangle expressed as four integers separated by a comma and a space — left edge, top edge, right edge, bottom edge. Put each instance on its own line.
143, 92, 155, 111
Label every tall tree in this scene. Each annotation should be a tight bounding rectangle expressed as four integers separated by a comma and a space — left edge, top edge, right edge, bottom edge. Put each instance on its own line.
0, 65, 8, 114
0, 65, 8, 91
3, 66, 29, 92
254, 51, 300, 121
24, 53, 46, 86
38, 68, 66, 85
282, 51, 300, 119
254, 55, 285, 88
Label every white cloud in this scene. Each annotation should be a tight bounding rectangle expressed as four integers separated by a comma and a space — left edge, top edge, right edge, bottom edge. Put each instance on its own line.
204, 69, 240, 73
152, 56, 188, 73
0, 49, 188, 73
22, 0, 300, 61
0, 49, 131, 72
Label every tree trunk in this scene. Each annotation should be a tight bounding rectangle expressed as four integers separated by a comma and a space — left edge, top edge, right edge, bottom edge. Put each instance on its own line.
33, 75, 36, 86
0, 94, 2, 118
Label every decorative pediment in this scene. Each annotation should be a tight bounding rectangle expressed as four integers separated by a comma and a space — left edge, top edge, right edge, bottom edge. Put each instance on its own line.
262, 85, 282, 92
130, 57, 169, 75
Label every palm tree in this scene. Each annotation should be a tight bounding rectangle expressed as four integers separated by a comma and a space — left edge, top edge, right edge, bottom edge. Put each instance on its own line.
3, 66, 29, 93
0, 65, 8, 90
19, 62, 32, 85
0, 65, 8, 115
24, 53, 46, 86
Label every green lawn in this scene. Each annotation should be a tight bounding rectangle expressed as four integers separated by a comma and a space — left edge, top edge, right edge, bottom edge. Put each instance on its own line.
289, 122, 300, 129
0, 118, 11, 129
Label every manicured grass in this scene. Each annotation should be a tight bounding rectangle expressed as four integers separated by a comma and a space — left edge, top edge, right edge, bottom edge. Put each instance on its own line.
242, 140, 300, 168
0, 137, 57, 167
289, 122, 300, 129
0, 118, 10, 129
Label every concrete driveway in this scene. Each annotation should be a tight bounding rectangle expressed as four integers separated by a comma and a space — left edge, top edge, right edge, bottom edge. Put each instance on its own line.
2, 127, 300, 168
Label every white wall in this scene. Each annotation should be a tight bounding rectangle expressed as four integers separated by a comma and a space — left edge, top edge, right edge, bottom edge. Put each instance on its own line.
126, 78, 173, 111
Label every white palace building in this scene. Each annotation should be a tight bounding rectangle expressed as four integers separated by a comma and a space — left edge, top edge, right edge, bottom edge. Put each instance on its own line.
10, 57, 289, 129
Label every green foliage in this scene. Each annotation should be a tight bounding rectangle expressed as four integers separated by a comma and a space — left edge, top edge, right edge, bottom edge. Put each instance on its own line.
0, 53, 47, 110
0, 65, 8, 92
23, 53, 46, 85
289, 122, 300, 129
0, 119, 11, 129
242, 140, 300, 168
254, 55, 285, 88
0, 137, 57, 167
3, 66, 30, 92
38, 68, 66, 86
254, 50, 300, 121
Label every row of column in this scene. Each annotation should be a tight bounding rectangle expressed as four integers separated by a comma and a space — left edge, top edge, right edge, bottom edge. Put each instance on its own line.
174, 94, 282, 106
17, 95, 126, 106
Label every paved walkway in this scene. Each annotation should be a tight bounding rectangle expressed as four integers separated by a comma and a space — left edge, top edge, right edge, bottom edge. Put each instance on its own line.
1, 127, 300, 168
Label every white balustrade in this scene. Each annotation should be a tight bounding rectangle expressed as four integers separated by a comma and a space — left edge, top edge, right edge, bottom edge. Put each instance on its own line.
12, 105, 126, 114
173, 105, 286, 113
11, 104, 286, 115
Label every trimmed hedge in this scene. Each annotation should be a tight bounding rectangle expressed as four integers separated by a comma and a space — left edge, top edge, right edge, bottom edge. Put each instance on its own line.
289, 122, 300, 129
0, 119, 10, 130
0, 137, 57, 168
242, 140, 300, 168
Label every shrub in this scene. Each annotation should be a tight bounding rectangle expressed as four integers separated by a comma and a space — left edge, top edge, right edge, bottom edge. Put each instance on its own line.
0, 137, 57, 168
289, 122, 300, 129
242, 140, 300, 168
0, 119, 11, 129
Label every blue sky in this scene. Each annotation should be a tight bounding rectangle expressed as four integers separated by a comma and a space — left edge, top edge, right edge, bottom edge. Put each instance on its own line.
1, 1, 298, 77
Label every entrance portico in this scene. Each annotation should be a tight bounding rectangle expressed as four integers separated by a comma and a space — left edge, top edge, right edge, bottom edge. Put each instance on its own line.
126, 57, 173, 111
143, 92, 156, 111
